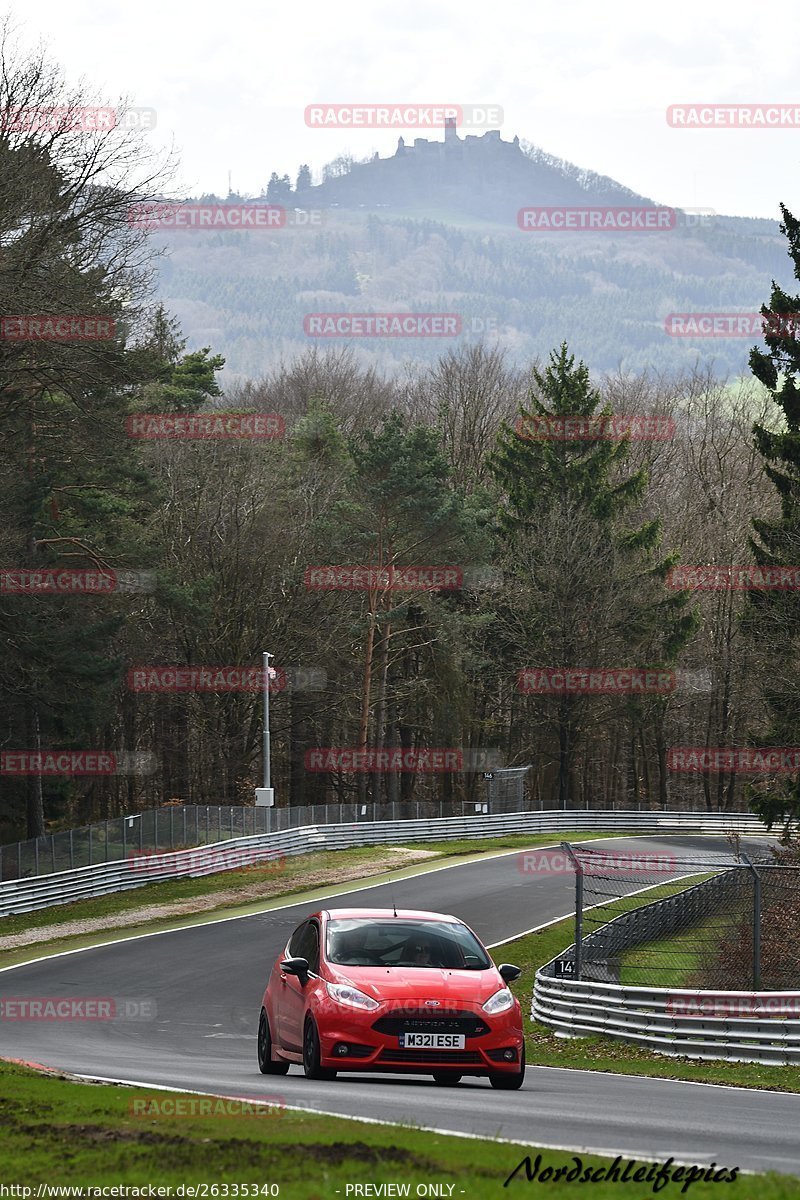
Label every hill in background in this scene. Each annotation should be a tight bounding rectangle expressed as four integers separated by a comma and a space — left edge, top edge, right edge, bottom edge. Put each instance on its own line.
150, 123, 790, 381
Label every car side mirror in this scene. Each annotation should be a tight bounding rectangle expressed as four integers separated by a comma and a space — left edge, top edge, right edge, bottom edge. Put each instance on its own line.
499, 963, 521, 983
280, 957, 310, 983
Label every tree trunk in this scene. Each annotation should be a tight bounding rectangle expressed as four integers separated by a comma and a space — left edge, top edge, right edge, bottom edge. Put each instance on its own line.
370, 621, 391, 804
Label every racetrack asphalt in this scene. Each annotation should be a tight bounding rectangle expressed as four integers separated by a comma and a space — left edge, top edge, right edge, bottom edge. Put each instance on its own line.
2, 834, 798, 1176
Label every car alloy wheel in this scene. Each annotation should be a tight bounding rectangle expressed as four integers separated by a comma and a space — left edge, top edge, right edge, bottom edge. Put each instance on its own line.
303, 1016, 337, 1081
257, 1009, 289, 1075
489, 1045, 525, 1090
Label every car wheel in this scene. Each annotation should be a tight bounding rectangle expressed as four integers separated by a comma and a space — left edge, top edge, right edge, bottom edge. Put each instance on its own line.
257, 1009, 289, 1075
489, 1045, 525, 1090
303, 1016, 337, 1081
432, 1072, 462, 1086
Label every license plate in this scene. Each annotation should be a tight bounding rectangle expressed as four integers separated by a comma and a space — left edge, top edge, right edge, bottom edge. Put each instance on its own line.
399, 1032, 465, 1049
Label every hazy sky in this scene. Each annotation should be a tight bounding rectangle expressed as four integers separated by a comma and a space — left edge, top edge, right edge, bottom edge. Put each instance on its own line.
7, 1, 799, 219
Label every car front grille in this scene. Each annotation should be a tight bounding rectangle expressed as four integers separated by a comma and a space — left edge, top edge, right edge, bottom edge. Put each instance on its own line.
372, 1011, 490, 1038
377, 1048, 483, 1065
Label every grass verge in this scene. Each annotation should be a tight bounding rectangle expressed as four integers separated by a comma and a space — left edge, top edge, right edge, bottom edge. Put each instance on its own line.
0, 1059, 792, 1195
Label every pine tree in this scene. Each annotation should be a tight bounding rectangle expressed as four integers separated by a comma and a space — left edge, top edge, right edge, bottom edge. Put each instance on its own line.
266, 172, 292, 204
745, 203, 800, 829
488, 344, 697, 808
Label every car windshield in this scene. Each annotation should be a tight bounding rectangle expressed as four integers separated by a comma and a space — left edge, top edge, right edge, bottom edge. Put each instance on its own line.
326, 918, 492, 970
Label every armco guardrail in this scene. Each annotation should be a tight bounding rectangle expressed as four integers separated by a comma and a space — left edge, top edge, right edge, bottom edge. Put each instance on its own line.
0, 809, 768, 917
532, 971, 800, 1066
0, 797, 768, 882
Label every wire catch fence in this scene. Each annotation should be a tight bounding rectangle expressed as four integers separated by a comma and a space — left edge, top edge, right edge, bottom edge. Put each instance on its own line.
552, 839, 800, 992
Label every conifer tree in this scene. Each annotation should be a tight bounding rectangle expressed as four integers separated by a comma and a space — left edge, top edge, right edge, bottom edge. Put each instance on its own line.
746, 204, 800, 829
489, 344, 696, 808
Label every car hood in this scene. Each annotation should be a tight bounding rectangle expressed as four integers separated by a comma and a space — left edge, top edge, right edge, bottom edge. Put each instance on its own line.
327, 965, 504, 1004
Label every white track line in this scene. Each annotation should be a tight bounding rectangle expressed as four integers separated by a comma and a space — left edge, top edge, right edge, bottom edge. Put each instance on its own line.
68, 1070, 758, 1175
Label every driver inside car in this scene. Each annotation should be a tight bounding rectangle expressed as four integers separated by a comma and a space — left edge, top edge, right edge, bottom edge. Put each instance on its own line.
405, 935, 438, 966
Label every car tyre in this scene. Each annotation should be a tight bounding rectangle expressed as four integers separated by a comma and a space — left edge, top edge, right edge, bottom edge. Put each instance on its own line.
258, 1009, 290, 1075
432, 1072, 462, 1086
303, 1016, 337, 1080
489, 1046, 525, 1090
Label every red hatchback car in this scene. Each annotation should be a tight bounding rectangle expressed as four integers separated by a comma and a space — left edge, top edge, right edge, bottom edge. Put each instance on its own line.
257, 907, 525, 1088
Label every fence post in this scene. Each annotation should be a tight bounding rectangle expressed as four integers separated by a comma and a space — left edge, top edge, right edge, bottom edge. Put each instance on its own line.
561, 841, 584, 981
122, 818, 127, 863
69, 830, 74, 869
183, 806, 187, 846
51, 835, 56, 874
34, 839, 39, 876
105, 820, 109, 862
741, 853, 761, 989
88, 826, 92, 866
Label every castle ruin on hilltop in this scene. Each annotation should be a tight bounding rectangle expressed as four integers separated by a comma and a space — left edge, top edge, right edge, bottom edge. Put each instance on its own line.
394, 116, 521, 158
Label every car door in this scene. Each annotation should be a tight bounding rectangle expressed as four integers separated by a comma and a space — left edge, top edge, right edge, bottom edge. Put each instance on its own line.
273, 920, 307, 1049
280, 919, 320, 1053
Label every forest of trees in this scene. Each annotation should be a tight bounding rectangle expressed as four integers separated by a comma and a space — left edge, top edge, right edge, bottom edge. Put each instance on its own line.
3, 28, 800, 843
154, 206, 789, 381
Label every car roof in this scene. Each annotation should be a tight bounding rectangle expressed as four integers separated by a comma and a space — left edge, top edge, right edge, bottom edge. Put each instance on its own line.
321, 908, 458, 922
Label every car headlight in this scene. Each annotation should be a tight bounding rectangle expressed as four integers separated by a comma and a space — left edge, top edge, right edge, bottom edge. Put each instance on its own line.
326, 982, 379, 1011
483, 987, 514, 1015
